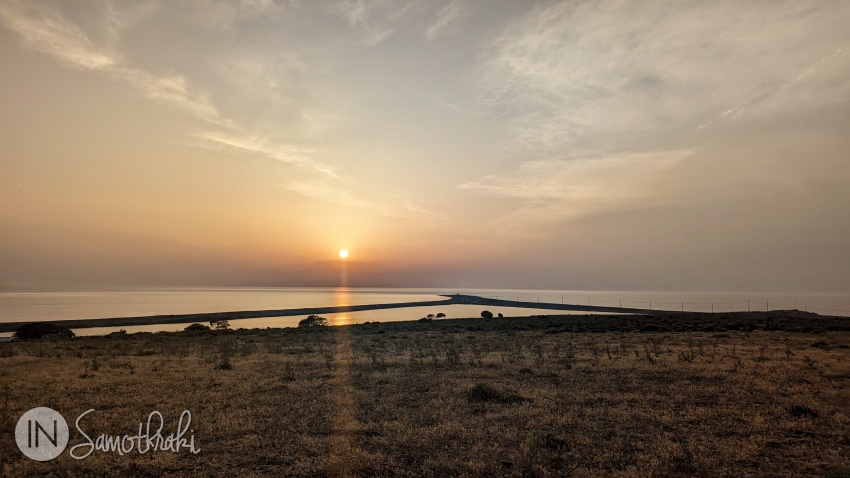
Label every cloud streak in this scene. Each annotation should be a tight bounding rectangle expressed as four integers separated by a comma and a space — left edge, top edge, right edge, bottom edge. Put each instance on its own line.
0, 1, 222, 125
191, 131, 334, 176
0, 1, 117, 70
426, 0, 464, 41
0, 0, 378, 205
459, 150, 691, 221
329, 0, 415, 46
479, 0, 850, 152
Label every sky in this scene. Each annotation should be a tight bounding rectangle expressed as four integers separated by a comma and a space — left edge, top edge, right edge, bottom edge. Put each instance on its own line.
1, 0, 849, 292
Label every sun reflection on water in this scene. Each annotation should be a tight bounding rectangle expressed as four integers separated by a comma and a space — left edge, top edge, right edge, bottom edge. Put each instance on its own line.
331, 287, 352, 326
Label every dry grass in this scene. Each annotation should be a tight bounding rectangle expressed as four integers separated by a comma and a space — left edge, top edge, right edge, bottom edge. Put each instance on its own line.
1, 315, 849, 477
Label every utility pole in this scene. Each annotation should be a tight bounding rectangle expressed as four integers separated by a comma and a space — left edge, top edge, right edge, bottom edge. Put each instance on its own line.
711, 303, 714, 313
681, 302, 684, 312
748, 300, 750, 312
619, 299, 622, 308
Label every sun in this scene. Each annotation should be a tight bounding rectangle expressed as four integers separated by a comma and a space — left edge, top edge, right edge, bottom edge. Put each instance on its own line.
339, 249, 349, 259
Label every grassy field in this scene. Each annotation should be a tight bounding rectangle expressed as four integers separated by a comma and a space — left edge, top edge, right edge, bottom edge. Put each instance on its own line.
1, 313, 849, 477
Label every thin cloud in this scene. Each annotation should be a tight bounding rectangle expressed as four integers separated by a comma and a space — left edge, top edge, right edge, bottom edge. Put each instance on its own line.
425, 0, 464, 41
184, 0, 289, 29
0, 1, 220, 125
285, 178, 427, 218
117, 68, 224, 126
329, 0, 415, 46
191, 131, 333, 176
459, 150, 692, 219
286, 179, 386, 211
404, 202, 449, 222
0, 0, 345, 181
480, 0, 850, 152
0, 1, 117, 70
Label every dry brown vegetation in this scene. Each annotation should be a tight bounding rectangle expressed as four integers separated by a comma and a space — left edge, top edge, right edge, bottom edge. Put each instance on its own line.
1, 314, 850, 477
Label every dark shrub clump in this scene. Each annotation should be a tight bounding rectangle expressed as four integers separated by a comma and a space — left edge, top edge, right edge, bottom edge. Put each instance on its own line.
466, 383, 524, 404
13, 322, 75, 340
299, 315, 329, 327
184, 323, 211, 332
789, 405, 819, 418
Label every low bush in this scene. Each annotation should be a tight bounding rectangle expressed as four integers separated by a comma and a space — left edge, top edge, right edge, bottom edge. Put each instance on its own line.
466, 383, 524, 404
299, 315, 328, 327
13, 322, 75, 340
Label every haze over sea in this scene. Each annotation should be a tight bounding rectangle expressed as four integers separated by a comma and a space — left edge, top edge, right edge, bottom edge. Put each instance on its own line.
2, 287, 849, 337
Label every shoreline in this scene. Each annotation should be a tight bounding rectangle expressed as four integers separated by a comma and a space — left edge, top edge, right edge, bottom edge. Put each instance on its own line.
0, 294, 662, 333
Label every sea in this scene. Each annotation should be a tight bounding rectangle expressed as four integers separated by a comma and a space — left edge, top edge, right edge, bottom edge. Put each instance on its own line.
1, 287, 849, 337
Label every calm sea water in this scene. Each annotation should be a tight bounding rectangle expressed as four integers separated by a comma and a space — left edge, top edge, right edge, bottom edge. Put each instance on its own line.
1, 287, 849, 337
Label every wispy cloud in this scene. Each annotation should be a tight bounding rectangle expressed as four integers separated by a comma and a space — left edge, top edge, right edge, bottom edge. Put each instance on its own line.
0, 1, 222, 125
480, 0, 850, 152
120, 68, 225, 125
0, 1, 117, 70
404, 202, 449, 222
184, 0, 290, 29
191, 131, 333, 175
329, 0, 414, 46
212, 49, 350, 139
696, 47, 849, 131
425, 0, 464, 41
0, 0, 371, 204
459, 150, 692, 220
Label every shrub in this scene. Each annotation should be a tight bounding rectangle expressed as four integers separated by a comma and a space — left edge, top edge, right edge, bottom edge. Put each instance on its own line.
481, 310, 494, 319
466, 383, 523, 404
184, 323, 211, 332
216, 353, 233, 370
209, 319, 231, 331
789, 405, 819, 418
299, 315, 329, 327
13, 322, 75, 340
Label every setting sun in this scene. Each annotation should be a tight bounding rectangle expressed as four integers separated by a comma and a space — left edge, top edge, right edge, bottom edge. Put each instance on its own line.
339, 249, 349, 259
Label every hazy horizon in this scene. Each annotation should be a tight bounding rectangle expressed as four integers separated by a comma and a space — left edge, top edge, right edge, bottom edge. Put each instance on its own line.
2, 1, 849, 293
